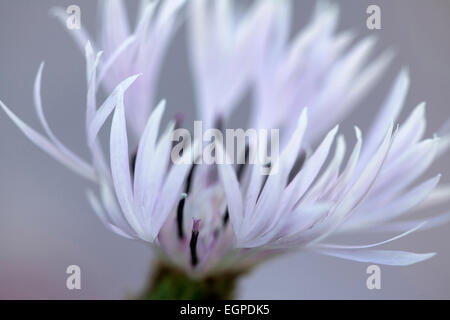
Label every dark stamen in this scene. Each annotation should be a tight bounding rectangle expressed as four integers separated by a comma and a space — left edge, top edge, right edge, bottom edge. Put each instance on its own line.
176, 194, 187, 239
185, 164, 196, 194
236, 144, 250, 181
256, 163, 271, 202
288, 151, 306, 184
172, 113, 186, 158
176, 165, 196, 239
223, 207, 230, 226
130, 147, 138, 176
190, 219, 201, 267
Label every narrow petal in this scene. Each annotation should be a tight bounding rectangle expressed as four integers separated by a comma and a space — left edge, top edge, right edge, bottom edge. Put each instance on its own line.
360, 69, 409, 166
217, 142, 244, 236
285, 125, 339, 210
319, 222, 426, 249
389, 102, 426, 157
142, 121, 175, 217
0, 99, 95, 180
33, 62, 95, 177
302, 135, 346, 204
349, 175, 441, 228
329, 127, 363, 199
88, 74, 141, 147
316, 123, 395, 241
97, 35, 136, 86
415, 184, 450, 211
150, 141, 197, 240
133, 100, 166, 209
86, 189, 135, 239
85, 44, 109, 172
315, 248, 435, 266
110, 88, 143, 237
370, 138, 439, 198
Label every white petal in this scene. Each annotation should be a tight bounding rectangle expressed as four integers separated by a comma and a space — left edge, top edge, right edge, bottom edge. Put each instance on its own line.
217, 142, 244, 236
86, 189, 135, 239
142, 121, 175, 217
260, 203, 332, 249
33, 62, 95, 177
348, 175, 441, 228
243, 113, 309, 241
284, 125, 339, 210
359, 69, 409, 167
0, 99, 95, 181
88, 74, 141, 147
97, 35, 136, 86
150, 141, 197, 240
133, 100, 166, 209
302, 135, 346, 204
315, 248, 435, 266
85, 45, 109, 173
329, 127, 362, 199
371, 138, 439, 199
414, 184, 450, 211
110, 88, 144, 237
319, 222, 426, 249
389, 102, 426, 158
98, 176, 135, 235
327, 123, 394, 233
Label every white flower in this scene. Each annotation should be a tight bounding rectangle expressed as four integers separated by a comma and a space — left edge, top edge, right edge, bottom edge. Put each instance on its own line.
1, 0, 450, 276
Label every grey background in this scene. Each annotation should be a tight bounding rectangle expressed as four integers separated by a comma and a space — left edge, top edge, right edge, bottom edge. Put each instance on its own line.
0, 0, 449, 299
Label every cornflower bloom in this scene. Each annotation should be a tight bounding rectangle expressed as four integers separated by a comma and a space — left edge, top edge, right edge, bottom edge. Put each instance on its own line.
1, 0, 450, 298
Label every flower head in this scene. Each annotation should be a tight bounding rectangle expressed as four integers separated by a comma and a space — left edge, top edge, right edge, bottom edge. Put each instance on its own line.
1, 0, 450, 278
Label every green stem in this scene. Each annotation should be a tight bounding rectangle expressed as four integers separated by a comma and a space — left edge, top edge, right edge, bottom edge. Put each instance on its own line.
139, 262, 245, 300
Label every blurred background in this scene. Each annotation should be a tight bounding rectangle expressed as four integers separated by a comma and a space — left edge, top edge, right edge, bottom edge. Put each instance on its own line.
1, 0, 450, 299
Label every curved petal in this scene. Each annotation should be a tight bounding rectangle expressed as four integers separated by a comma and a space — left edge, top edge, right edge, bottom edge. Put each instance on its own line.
315, 248, 435, 266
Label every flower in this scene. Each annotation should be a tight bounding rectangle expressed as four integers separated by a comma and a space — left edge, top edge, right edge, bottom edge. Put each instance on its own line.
1, 0, 450, 279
